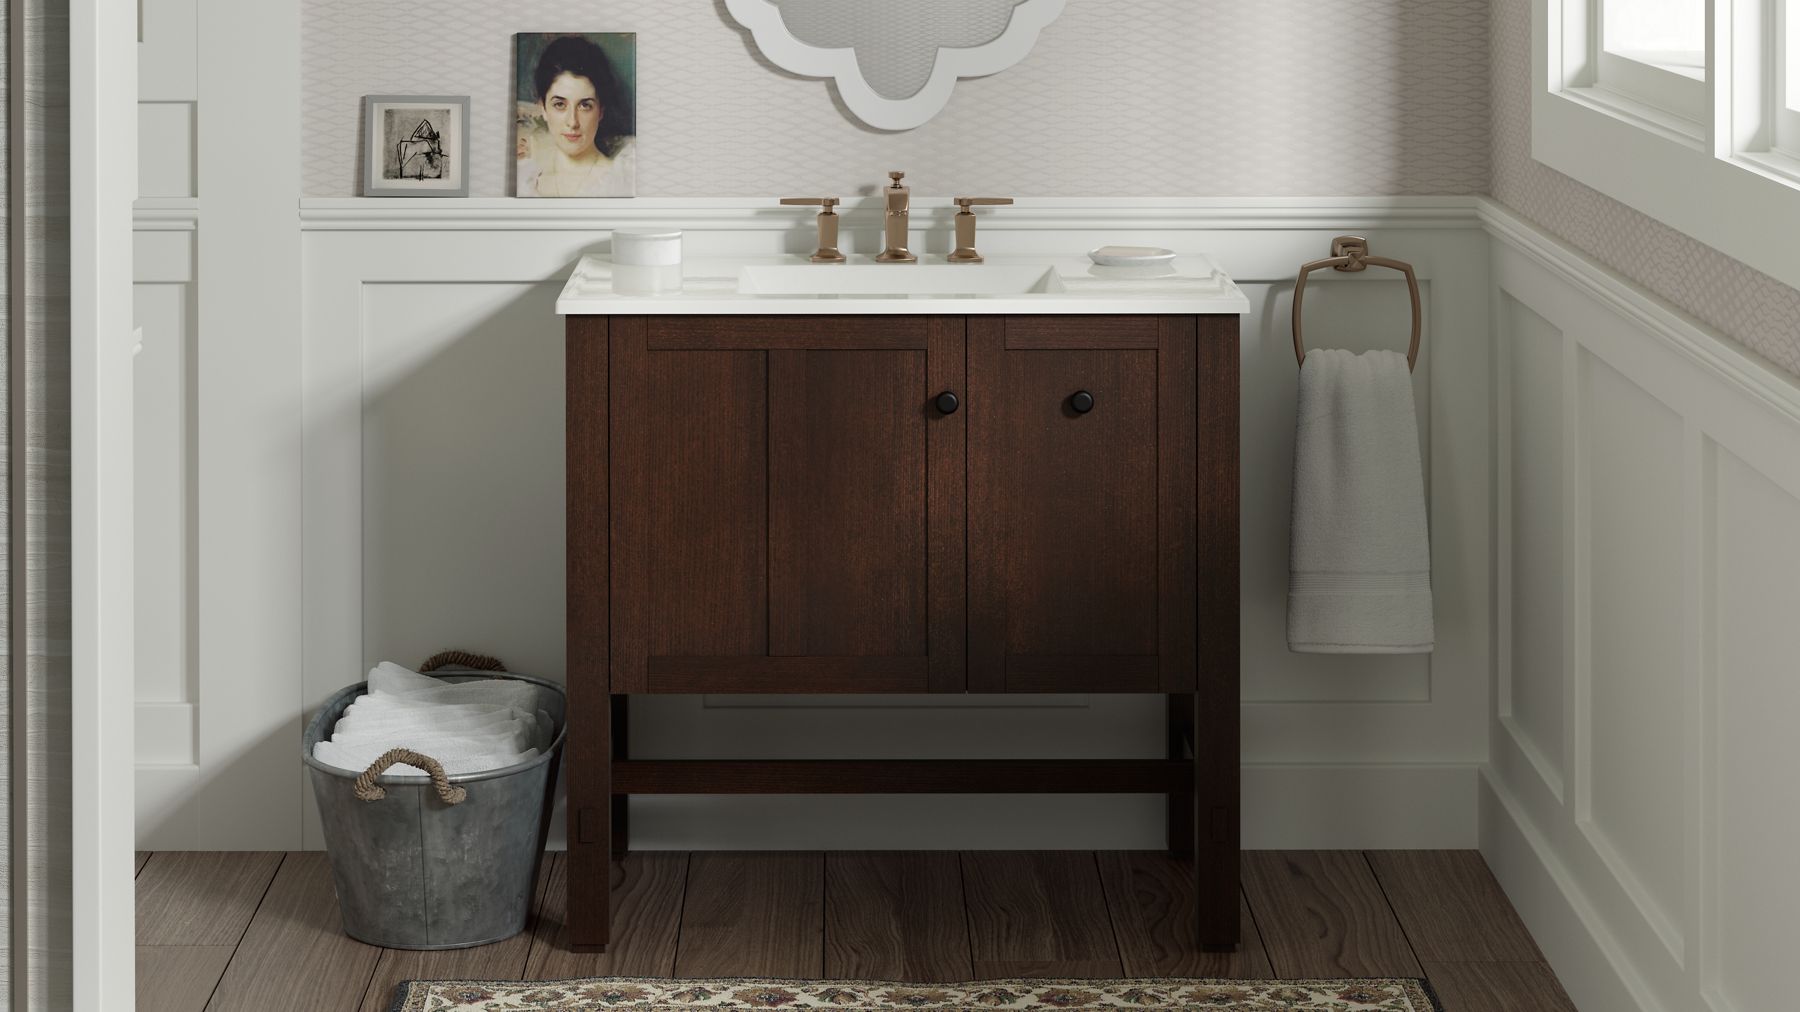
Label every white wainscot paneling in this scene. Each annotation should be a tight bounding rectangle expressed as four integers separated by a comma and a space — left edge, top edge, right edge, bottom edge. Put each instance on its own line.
1481, 206, 1800, 1012
360, 281, 568, 676
1497, 292, 1566, 802
1578, 349, 1688, 961
134, 226, 202, 849
1705, 448, 1800, 1012
138, 102, 195, 199
132, 279, 194, 762
132, 278, 191, 710
138, 0, 197, 101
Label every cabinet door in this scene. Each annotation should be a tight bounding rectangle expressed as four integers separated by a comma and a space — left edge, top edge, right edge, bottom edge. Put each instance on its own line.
608, 315, 966, 693
967, 316, 1198, 692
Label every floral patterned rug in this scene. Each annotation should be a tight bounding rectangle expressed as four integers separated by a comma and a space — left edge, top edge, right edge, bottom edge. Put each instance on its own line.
387, 976, 1443, 1012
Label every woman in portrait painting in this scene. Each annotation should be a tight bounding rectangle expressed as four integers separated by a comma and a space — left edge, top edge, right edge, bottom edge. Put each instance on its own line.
516, 34, 637, 197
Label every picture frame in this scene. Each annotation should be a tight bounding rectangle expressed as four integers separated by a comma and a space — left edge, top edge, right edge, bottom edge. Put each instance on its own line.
363, 95, 470, 197
514, 33, 637, 197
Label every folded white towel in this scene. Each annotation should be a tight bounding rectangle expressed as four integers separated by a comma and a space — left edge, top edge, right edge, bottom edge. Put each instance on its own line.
337, 699, 521, 731
314, 662, 554, 777
369, 662, 538, 709
331, 712, 539, 751
1287, 348, 1434, 653
313, 740, 540, 777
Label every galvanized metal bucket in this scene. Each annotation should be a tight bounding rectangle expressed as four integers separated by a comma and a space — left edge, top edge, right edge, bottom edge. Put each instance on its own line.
302, 668, 565, 949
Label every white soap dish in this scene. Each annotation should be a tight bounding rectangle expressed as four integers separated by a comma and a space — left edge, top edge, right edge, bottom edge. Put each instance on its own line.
1088, 245, 1176, 267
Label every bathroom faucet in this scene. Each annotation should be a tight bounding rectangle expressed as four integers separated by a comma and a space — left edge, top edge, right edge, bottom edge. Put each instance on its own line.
779, 196, 846, 263
875, 171, 917, 263
947, 196, 1014, 263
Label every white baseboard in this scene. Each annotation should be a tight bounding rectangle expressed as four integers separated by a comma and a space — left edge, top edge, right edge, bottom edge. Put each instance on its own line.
1244, 763, 1477, 849
135, 766, 203, 851
1481, 773, 1659, 1012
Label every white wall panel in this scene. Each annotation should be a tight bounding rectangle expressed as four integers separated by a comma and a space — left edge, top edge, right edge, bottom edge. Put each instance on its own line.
360, 282, 567, 677
1483, 204, 1800, 1012
1578, 350, 1687, 959
1707, 448, 1800, 1012
1498, 292, 1565, 796
138, 0, 197, 101
131, 277, 192, 709
137, 102, 195, 198
133, 226, 199, 800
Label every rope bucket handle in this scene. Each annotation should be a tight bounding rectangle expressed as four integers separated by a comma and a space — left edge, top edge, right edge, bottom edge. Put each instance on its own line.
416, 649, 507, 674
352, 748, 468, 805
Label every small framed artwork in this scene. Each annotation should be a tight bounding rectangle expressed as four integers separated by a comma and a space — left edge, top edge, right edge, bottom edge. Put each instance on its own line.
515, 33, 637, 197
363, 95, 470, 197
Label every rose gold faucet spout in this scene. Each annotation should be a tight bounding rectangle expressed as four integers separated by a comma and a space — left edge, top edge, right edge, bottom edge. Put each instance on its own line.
875, 170, 917, 263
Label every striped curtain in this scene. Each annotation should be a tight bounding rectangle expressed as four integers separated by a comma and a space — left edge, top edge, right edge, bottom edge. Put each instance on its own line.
4, 0, 73, 1005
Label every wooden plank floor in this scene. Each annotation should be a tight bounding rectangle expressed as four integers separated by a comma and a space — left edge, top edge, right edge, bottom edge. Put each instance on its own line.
136, 850, 1576, 1012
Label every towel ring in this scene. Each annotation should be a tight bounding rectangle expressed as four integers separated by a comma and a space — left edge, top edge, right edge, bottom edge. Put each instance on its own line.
1292, 236, 1422, 372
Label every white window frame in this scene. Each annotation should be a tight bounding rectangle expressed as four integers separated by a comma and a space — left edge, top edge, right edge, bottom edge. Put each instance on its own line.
1594, 0, 1710, 131
1533, 0, 1800, 292
1768, 0, 1800, 156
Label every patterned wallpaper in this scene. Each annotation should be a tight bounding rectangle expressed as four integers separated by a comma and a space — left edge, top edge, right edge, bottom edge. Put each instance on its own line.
301, 0, 1489, 198
1489, 0, 1800, 378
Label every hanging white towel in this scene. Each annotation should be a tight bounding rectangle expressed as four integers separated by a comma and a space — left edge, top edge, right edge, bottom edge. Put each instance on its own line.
1287, 348, 1434, 653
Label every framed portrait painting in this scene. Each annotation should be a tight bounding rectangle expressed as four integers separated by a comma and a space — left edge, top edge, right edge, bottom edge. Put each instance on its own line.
364, 95, 470, 196
515, 33, 637, 197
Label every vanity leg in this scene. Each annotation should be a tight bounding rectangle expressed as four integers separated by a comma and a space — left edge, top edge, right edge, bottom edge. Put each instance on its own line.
611, 695, 630, 857
1196, 314, 1240, 950
566, 688, 613, 951
1195, 688, 1237, 950
1167, 692, 1195, 857
566, 315, 613, 950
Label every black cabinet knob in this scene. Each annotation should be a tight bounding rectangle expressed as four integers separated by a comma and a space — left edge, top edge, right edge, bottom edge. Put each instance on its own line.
1070, 390, 1095, 413
935, 391, 960, 414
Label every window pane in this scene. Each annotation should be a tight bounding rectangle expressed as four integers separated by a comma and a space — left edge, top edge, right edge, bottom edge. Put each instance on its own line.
1605, 0, 1704, 72
1787, 0, 1800, 112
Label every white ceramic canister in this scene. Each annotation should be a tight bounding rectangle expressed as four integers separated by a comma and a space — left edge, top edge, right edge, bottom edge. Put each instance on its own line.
611, 227, 683, 294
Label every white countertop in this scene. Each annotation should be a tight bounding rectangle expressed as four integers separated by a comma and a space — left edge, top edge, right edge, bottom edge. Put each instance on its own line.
555, 253, 1249, 315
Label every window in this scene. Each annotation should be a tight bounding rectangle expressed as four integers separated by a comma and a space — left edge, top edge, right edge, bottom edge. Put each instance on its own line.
1602, 0, 1706, 123
1778, 0, 1800, 157
1531, 0, 1800, 291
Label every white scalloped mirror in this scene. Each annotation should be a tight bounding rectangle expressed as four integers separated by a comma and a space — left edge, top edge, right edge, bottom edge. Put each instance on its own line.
724, 0, 1065, 130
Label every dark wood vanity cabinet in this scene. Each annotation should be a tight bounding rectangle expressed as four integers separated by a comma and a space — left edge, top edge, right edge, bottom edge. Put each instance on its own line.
566, 312, 1240, 952
604, 315, 967, 695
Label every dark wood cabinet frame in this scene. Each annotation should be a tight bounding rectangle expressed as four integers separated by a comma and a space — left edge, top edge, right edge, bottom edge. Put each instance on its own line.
565, 313, 1239, 953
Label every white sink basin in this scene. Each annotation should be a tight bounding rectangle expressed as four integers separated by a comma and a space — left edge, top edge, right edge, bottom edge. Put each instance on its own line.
737, 263, 1065, 297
